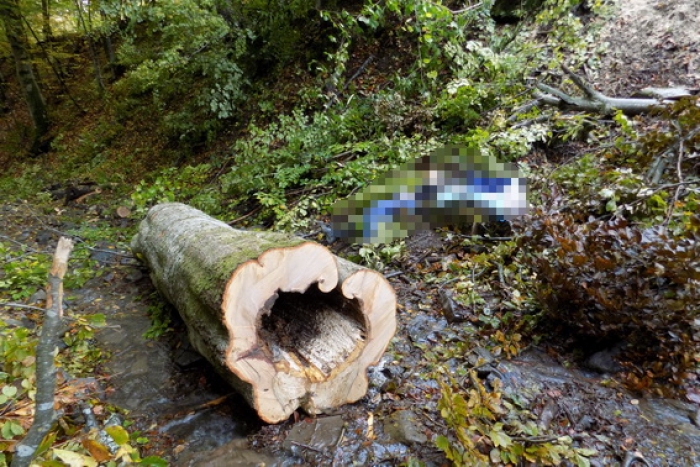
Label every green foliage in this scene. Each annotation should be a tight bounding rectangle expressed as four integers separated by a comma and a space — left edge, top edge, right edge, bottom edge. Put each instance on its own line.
131, 164, 220, 217
59, 313, 107, 375
0, 252, 49, 301
0, 241, 100, 301
143, 301, 173, 339
437, 372, 596, 466
0, 164, 45, 201
111, 0, 250, 149
220, 103, 430, 228
358, 242, 406, 271
0, 322, 36, 394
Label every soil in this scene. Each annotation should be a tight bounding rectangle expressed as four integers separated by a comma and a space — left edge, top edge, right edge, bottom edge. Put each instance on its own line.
596, 0, 700, 95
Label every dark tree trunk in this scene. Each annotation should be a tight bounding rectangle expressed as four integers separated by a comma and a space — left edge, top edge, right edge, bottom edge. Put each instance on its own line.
0, 0, 50, 154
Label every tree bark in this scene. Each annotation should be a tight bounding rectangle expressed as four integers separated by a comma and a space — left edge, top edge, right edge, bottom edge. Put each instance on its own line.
131, 203, 397, 423
0, 0, 50, 154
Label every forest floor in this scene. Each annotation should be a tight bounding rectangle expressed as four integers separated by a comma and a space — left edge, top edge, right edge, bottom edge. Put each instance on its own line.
1, 0, 699, 465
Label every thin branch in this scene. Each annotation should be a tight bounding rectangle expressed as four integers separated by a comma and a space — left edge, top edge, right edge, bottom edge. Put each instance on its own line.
342, 54, 374, 93
0, 302, 47, 313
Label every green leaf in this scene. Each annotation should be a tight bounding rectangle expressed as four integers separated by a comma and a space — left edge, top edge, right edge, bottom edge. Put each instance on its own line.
2, 386, 18, 397
488, 426, 512, 448
105, 425, 130, 445
139, 456, 169, 467
435, 434, 451, 452
85, 314, 107, 327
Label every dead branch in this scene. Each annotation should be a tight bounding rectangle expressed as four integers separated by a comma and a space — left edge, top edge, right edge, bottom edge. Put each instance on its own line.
534, 65, 684, 115
11, 237, 74, 467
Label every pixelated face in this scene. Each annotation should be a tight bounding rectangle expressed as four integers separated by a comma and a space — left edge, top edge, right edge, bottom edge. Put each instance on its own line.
331, 145, 528, 244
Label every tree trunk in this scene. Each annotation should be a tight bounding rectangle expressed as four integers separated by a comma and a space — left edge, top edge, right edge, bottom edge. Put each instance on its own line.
41, 0, 52, 41
131, 203, 397, 423
0, 0, 50, 154
74, 0, 105, 94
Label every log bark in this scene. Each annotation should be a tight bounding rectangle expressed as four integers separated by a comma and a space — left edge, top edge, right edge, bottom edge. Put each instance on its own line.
131, 203, 397, 423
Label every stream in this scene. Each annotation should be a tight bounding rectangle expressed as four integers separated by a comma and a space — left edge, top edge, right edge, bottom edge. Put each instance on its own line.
2, 204, 699, 466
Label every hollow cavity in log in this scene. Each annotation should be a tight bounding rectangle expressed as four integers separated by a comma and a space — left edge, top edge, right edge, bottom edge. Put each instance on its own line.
258, 284, 366, 381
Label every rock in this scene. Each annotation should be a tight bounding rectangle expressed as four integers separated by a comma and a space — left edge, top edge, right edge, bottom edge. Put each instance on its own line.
181, 438, 279, 467
283, 415, 345, 453
382, 410, 428, 444
584, 344, 625, 374
28, 288, 47, 304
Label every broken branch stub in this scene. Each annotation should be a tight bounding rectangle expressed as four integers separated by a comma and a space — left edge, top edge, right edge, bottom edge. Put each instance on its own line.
131, 203, 397, 423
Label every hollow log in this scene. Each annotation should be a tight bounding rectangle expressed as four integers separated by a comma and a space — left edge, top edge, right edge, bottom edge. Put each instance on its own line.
131, 203, 397, 423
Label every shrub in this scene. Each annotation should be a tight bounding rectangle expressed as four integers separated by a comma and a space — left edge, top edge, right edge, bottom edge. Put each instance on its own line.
517, 210, 700, 390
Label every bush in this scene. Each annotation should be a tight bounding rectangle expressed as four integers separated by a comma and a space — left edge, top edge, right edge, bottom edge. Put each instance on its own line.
517, 210, 700, 390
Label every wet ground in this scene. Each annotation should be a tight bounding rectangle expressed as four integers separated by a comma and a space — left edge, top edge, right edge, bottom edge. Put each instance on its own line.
2, 201, 699, 466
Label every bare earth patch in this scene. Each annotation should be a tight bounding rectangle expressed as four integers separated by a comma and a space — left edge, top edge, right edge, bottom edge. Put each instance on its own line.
597, 0, 700, 95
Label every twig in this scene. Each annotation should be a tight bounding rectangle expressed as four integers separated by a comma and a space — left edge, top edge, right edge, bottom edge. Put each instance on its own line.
535, 65, 671, 115
511, 435, 559, 444
11, 237, 74, 467
0, 234, 41, 252
384, 271, 404, 279
448, 2, 483, 14
664, 121, 686, 225
0, 302, 47, 313
342, 55, 374, 92
290, 441, 326, 453
228, 206, 262, 225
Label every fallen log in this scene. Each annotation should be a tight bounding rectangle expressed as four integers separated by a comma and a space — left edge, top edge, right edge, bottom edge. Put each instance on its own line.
131, 203, 397, 423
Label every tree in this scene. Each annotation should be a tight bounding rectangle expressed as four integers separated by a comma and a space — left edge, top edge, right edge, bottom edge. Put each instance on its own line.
0, 0, 50, 154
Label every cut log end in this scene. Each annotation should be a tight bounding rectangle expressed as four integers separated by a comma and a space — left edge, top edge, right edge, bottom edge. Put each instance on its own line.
257, 285, 367, 381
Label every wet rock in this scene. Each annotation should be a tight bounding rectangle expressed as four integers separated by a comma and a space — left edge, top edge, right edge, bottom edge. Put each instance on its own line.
584, 344, 625, 374
576, 414, 595, 431
370, 441, 410, 463
283, 415, 345, 453
28, 288, 47, 304
383, 410, 428, 444
125, 268, 144, 283
89, 241, 124, 266
35, 229, 57, 246
179, 438, 279, 467
174, 337, 205, 369
467, 347, 495, 367
438, 289, 467, 323
406, 314, 446, 345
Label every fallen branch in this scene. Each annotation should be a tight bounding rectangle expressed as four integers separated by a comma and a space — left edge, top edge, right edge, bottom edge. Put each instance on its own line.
11, 237, 74, 467
534, 65, 681, 115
